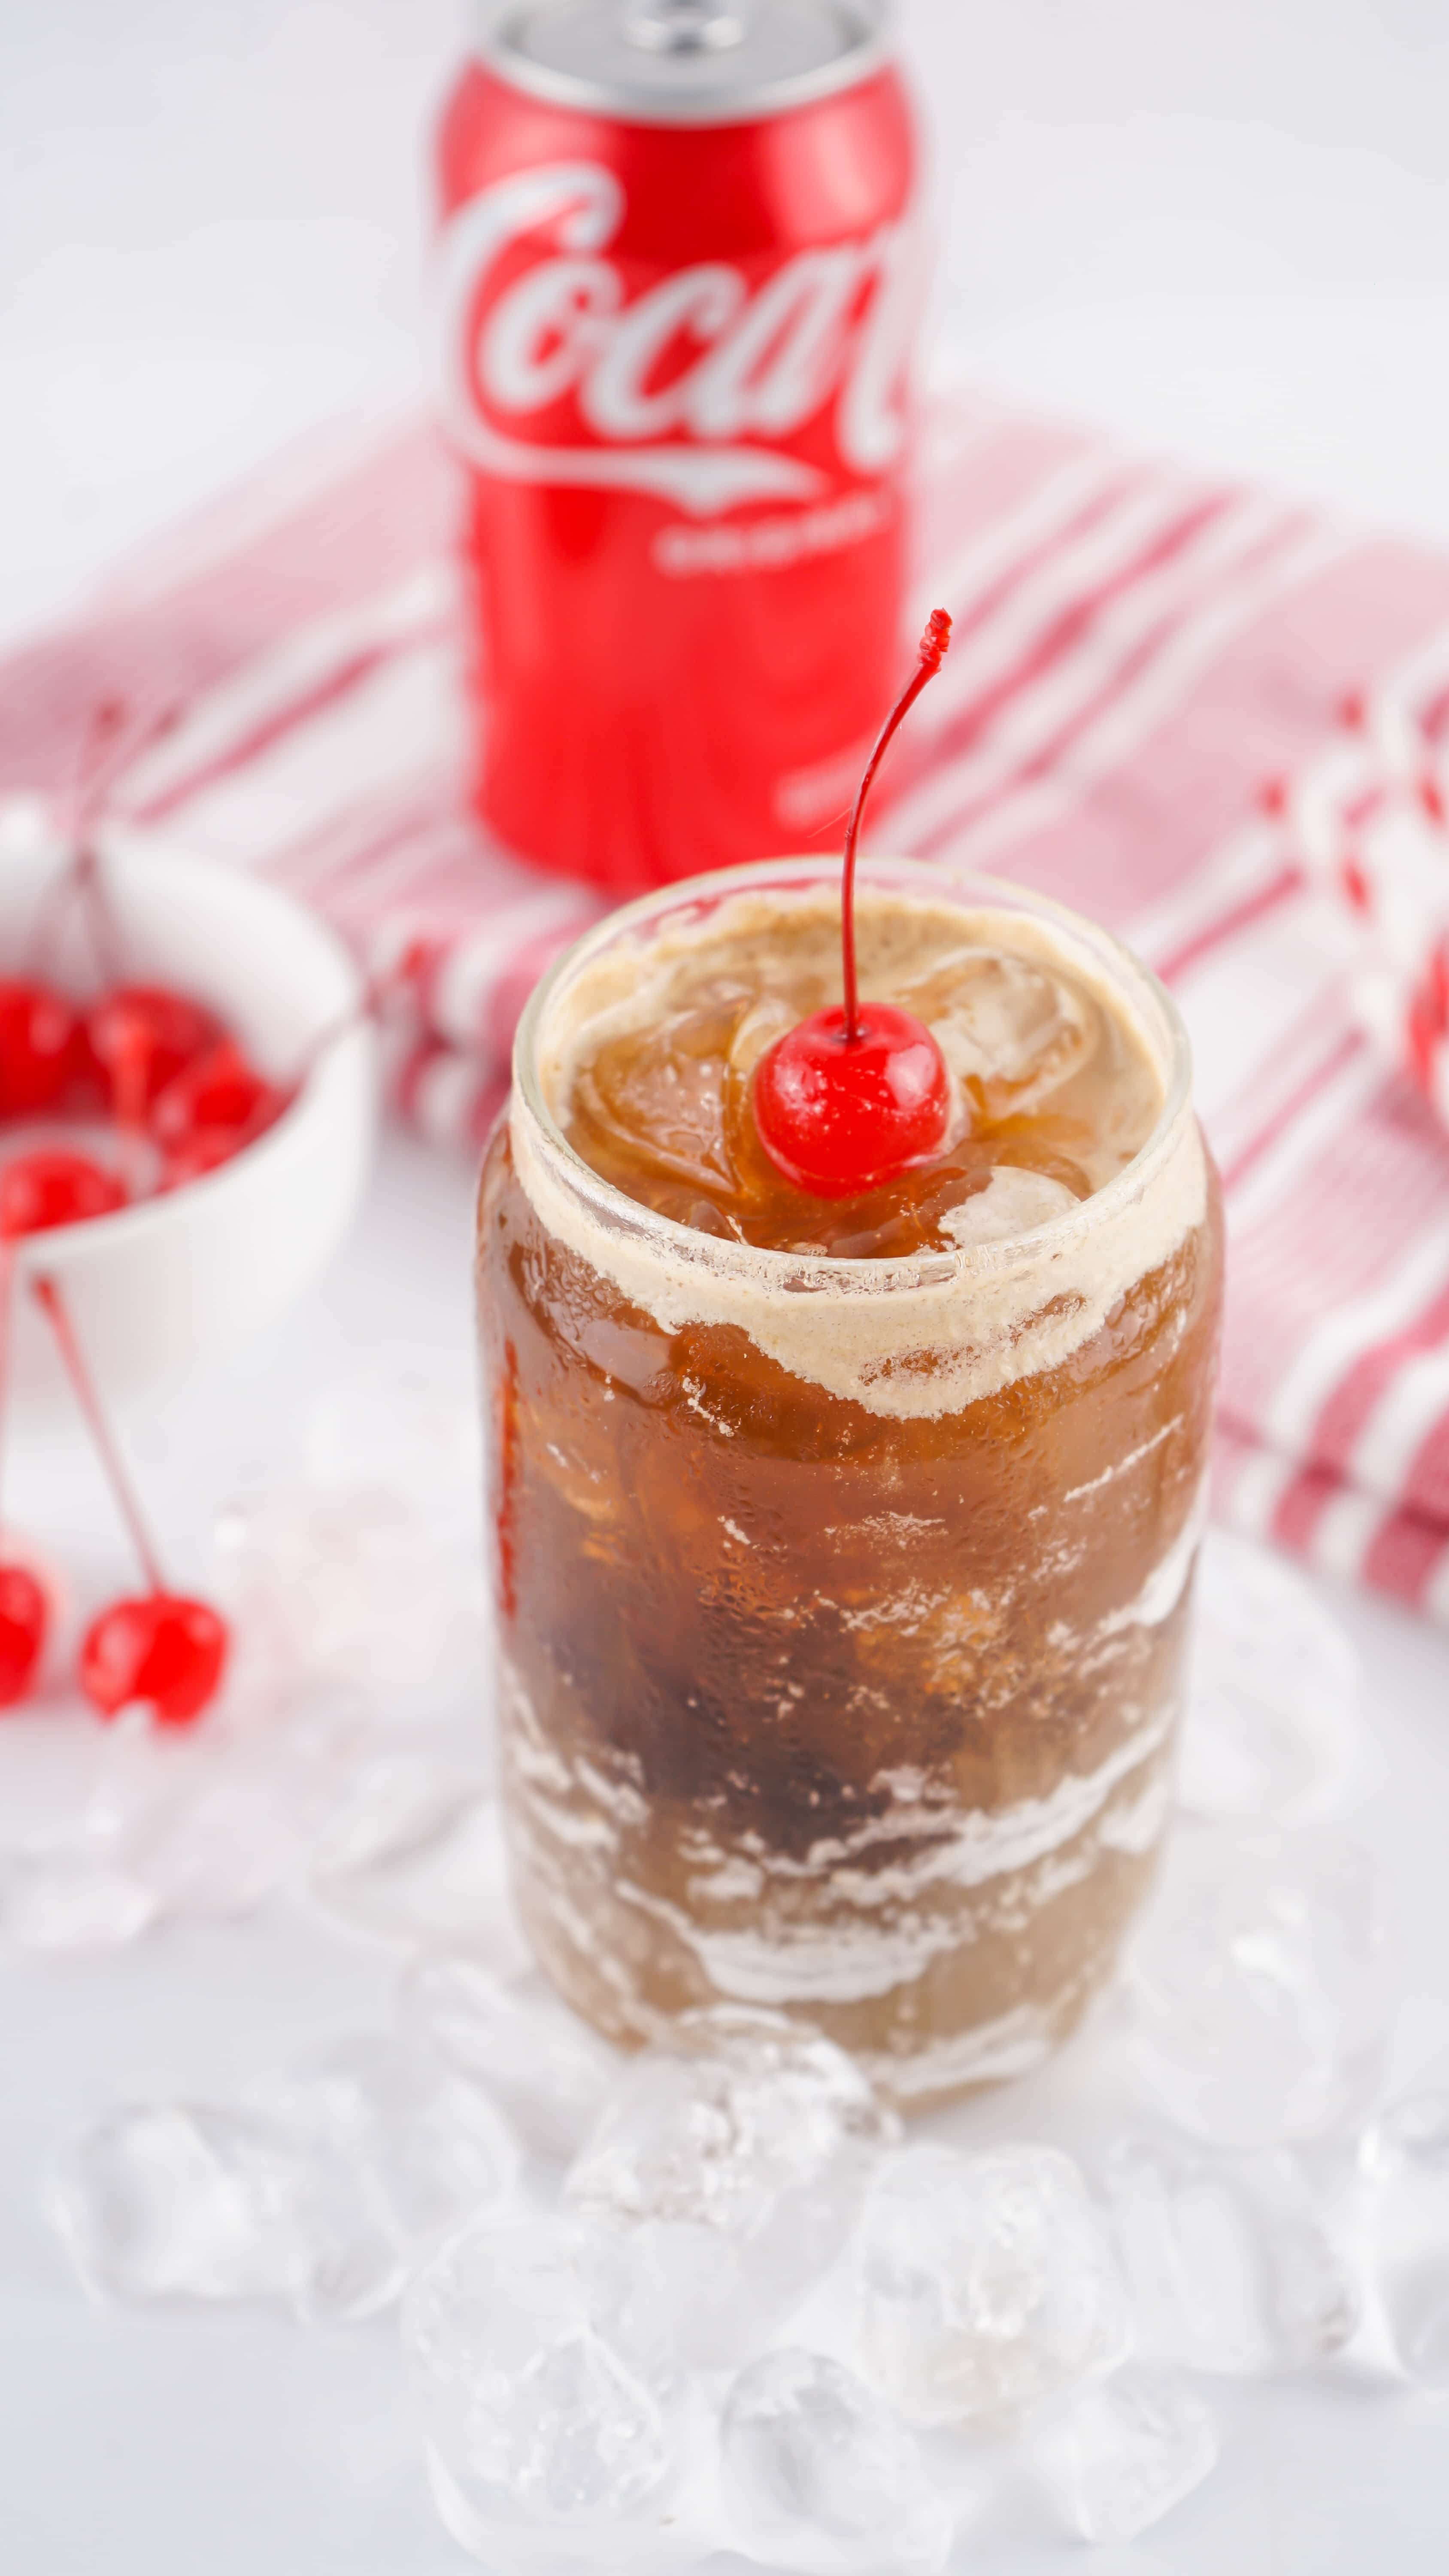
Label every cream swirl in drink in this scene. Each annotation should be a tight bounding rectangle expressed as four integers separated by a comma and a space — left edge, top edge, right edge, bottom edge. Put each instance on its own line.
479, 859, 1221, 2107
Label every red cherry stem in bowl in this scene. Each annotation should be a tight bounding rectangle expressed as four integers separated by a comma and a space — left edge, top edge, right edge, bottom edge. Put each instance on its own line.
840, 607, 952, 1044
288, 939, 431, 1088
31, 1275, 167, 1595
27, 695, 187, 987
69, 694, 188, 844
61, 699, 134, 986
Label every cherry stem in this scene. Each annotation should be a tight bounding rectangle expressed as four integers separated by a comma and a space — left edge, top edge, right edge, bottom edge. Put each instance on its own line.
27, 695, 188, 986
31, 1274, 167, 1595
110, 1024, 154, 1198
71, 696, 187, 842
840, 608, 952, 1043
289, 941, 429, 1088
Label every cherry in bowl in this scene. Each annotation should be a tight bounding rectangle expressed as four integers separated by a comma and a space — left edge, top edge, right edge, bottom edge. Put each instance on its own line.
0, 822, 377, 1410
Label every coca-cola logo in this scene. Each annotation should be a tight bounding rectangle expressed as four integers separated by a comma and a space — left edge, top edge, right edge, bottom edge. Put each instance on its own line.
437, 162, 919, 518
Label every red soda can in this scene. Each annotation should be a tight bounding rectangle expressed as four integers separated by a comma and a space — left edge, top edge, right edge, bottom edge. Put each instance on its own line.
435, 0, 923, 894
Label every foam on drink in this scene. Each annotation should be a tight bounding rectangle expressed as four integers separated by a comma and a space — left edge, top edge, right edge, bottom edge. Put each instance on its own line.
517, 883, 1207, 1419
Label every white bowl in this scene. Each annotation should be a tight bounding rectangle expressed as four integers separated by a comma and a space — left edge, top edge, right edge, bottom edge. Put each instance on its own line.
0, 811, 378, 1414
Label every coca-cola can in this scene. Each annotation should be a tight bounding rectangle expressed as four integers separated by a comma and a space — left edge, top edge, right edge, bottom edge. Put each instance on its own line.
436, 0, 923, 893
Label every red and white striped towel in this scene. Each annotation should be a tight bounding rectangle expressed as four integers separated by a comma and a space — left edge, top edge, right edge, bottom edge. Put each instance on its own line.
4, 389, 1449, 1620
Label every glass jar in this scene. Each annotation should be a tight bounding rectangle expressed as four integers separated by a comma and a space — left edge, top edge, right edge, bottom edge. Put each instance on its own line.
477, 857, 1222, 2109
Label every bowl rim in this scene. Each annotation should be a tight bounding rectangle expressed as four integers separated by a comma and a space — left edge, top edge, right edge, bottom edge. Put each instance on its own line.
0, 823, 374, 1265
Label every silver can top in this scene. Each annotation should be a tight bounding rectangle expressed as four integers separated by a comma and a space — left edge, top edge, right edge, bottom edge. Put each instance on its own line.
475, 0, 892, 125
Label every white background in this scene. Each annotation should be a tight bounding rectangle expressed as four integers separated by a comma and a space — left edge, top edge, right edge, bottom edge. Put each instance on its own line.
3, 0, 1449, 2569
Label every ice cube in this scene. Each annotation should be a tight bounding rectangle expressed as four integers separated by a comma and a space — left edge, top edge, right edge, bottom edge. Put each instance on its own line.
405, 2209, 597, 2439
597, 2210, 779, 2379
403, 2211, 697, 2571
1054, 2367, 1218, 2544
56, 2037, 517, 2326
496, 2331, 668, 2516
897, 948, 1095, 1112
310, 1761, 528, 1966
1103, 2132, 1359, 2373
1248, 2149, 1364, 2363
1176, 1532, 1358, 1823
401, 1955, 617, 2161
214, 1481, 483, 1710
939, 1164, 1079, 1246
720, 2347, 953, 2576
564, 2007, 895, 2363
85, 1704, 352, 1920
1, 1852, 157, 1953
573, 994, 746, 1197
855, 2142, 1130, 2424
567, 2005, 894, 2234
1364, 2092, 1449, 2383
55, 2102, 319, 2307
251, 2035, 519, 2317
1105, 2134, 1264, 2373
1123, 1826, 1395, 2146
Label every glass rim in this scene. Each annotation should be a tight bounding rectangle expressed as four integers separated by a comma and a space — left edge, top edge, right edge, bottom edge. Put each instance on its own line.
511, 853, 1195, 1290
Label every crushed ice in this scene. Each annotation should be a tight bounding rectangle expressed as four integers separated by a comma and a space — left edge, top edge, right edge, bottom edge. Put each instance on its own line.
22, 1488, 1431, 2564
0, 1378, 498, 1958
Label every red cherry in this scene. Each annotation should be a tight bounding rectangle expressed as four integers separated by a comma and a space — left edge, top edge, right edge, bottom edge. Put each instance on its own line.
0, 1561, 49, 1708
79, 1593, 229, 1726
753, 608, 955, 1203
87, 985, 221, 1117
24, 1273, 227, 1728
754, 1004, 951, 1197
150, 1037, 285, 1150
158, 1112, 285, 1191
0, 1151, 127, 1238
158, 1128, 249, 1188
0, 982, 78, 1117
60, 1020, 109, 1113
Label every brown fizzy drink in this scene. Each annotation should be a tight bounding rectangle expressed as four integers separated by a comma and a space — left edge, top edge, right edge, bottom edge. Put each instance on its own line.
479, 859, 1222, 2107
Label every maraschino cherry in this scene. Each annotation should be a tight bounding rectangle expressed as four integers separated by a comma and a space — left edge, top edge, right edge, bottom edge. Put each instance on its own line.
3, 715, 422, 1215
79, 1592, 227, 1725
0, 1245, 50, 1707
0, 1151, 127, 1239
0, 983, 78, 1117
88, 984, 221, 1121
31, 1275, 228, 1725
150, 1037, 288, 1157
753, 610, 955, 1199
0, 1562, 48, 1708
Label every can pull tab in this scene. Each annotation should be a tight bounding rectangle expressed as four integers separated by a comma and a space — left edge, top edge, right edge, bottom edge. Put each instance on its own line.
623, 0, 747, 52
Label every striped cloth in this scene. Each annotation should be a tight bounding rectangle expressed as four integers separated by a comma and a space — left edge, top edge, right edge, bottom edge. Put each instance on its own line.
3, 388, 1449, 1619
